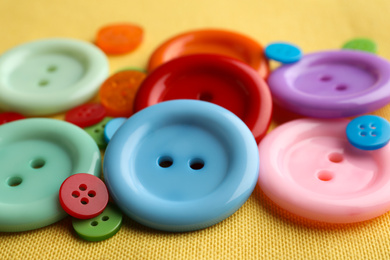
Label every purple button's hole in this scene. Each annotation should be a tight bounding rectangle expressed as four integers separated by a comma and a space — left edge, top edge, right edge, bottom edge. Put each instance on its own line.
317, 170, 334, 181
336, 84, 348, 91
320, 75, 332, 82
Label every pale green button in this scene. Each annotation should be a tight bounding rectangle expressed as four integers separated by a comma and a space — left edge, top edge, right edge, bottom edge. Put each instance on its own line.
342, 38, 377, 54
0, 118, 101, 232
0, 38, 109, 116
72, 203, 122, 242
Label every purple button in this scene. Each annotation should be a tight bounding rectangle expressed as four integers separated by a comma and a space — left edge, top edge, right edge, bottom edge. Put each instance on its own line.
268, 50, 390, 118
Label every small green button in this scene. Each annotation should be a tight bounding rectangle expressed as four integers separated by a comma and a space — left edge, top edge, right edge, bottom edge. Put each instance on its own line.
342, 38, 377, 54
84, 117, 113, 149
0, 118, 101, 232
72, 203, 122, 242
116, 67, 147, 73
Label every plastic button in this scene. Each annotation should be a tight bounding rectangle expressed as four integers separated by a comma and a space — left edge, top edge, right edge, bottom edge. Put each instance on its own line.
84, 117, 113, 149
265, 42, 302, 63
0, 38, 109, 116
96, 23, 143, 55
0, 112, 25, 125
59, 173, 109, 219
134, 54, 273, 143
0, 119, 101, 232
72, 203, 122, 242
268, 50, 390, 118
65, 103, 106, 128
258, 118, 390, 223
104, 117, 127, 143
147, 29, 270, 79
99, 70, 147, 117
346, 115, 390, 150
342, 38, 377, 54
104, 100, 259, 232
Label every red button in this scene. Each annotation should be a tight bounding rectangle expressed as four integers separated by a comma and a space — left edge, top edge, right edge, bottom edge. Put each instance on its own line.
0, 112, 25, 126
59, 173, 109, 219
65, 103, 106, 128
134, 54, 273, 143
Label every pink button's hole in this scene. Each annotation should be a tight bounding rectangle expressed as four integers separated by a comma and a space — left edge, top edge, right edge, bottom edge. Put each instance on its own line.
317, 170, 334, 181
88, 190, 96, 197
72, 191, 80, 198
320, 75, 332, 81
79, 184, 87, 191
80, 198, 89, 205
328, 153, 343, 163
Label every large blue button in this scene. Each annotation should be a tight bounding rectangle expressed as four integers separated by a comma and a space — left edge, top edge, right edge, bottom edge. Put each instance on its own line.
346, 115, 390, 150
103, 100, 259, 232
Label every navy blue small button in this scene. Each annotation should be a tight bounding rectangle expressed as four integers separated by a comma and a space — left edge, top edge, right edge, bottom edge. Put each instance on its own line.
265, 42, 302, 64
103, 100, 259, 232
346, 115, 390, 150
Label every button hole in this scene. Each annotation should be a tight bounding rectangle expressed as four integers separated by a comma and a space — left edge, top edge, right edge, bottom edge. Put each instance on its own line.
47, 65, 57, 72
317, 170, 333, 181
370, 124, 376, 129
358, 124, 365, 130
88, 190, 96, 197
320, 75, 332, 82
72, 191, 80, 198
102, 216, 109, 221
30, 158, 45, 169
371, 131, 378, 137
7, 176, 22, 187
80, 198, 89, 205
189, 158, 205, 170
335, 84, 348, 91
328, 152, 343, 163
38, 79, 49, 87
94, 129, 100, 133
91, 221, 98, 226
79, 184, 87, 191
158, 156, 173, 168
360, 131, 367, 137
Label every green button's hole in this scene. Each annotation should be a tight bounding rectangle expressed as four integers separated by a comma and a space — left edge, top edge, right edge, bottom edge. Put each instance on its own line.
79, 184, 87, 191
88, 190, 96, 197
38, 79, 49, 87
47, 65, 57, 72
72, 191, 80, 198
80, 198, 89, 205
189, 158, 205, 170
7, 176, 22, 187
102, 216, 109, 221
31, 158, 45, 169
158, 156, 173, 168
94, 129, 100, 133
91, 221, 98, 226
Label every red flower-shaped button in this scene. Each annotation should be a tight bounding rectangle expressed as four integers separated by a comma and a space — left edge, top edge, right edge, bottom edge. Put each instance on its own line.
59, 173, 109, 219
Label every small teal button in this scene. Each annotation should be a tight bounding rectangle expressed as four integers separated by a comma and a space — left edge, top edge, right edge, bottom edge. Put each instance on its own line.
104, 117, 127, 143
103, 100, 259, 232
265, 42, 302, 63
346, 115, 390, 150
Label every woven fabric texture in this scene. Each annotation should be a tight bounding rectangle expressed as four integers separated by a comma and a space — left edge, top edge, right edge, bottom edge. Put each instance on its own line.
1, 0, 390, 259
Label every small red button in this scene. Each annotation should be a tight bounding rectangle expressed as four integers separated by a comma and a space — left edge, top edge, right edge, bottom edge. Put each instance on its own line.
0, 112, 25, 126
59, 173, 109, 219
65, 103, 106, 128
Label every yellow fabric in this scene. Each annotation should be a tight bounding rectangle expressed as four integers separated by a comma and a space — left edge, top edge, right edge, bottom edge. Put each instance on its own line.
2, 0, 390, 259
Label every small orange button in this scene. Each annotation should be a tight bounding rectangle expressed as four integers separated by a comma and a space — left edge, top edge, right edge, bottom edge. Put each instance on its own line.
96, 23, 143, 55
99, 70, 147, 117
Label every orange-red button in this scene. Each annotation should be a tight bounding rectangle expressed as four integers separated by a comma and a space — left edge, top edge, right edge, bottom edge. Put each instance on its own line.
99, 70, 147, 117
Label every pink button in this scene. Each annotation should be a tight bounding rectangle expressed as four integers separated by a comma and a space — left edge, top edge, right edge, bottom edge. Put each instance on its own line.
258, 118, 390, 223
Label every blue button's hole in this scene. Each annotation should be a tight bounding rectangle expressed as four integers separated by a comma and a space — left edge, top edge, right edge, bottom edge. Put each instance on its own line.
72, 191, 80, 198
80, 198, 89, 205
189, 158, 205, 170
31, 158, 45, 169
371, 131, 378, 137
7, 176, 22, 187
370, 124, 376, 129
102, 216, 109, 221
360, 131, 367, 137
358, 124, 365, 130
158, 156, 173, 168
91, 221, 98, 226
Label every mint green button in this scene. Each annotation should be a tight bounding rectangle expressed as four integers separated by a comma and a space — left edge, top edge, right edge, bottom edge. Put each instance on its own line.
0, 118, 101, 232
84, 117, 113, 149
0, 38, 109, 116
342, 38, 377, 54
72, 203, 122, 242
